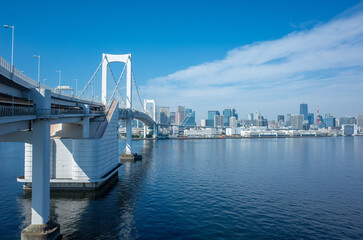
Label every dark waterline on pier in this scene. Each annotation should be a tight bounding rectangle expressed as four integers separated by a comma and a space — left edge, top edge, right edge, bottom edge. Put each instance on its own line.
1, 137, 363, 239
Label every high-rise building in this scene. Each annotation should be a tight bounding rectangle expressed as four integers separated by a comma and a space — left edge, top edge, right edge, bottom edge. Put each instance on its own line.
247, 113, 253, 121
201, 119, 207, 127
325, 116, 336, 128
317, 114, 325, 128
291, 114, 304, 130
232, 109, 238, 120
181, 109, 196, 126
208, 110, 220, 127
159, 107, 169, 125
256, 116, 268, 127
286, 114, 292, 126
357, 114, 363, 128
223, 109, 232, 127
229, 116, 237, 128
175, 106, 185, 125
277, 115, 284, 122
214, 115, 224, 127
300, 103, 308, 121
253, 111, 261, 121
343, 116, 355, 125
302, 120, 310, 130
308, 113, 314, 125
169, 112, 176, 124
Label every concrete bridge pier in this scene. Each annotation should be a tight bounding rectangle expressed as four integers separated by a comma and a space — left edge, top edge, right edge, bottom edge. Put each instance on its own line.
120, 54, 138, 162
144, 124, 147, 138
125, 118, 132, 154
153, 124, 158, 138
21, 88, 60, 240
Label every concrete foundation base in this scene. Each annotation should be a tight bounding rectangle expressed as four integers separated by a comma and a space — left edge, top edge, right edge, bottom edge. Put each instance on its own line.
21, 221, 60, 240
120, 153, 142, 162
18, 164, 122, 191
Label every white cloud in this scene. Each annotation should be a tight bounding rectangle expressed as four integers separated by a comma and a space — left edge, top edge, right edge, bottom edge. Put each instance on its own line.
142, 8, 363, 120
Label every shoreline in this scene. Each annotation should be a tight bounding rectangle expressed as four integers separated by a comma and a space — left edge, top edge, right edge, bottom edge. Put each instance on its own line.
124, 134, 363, 141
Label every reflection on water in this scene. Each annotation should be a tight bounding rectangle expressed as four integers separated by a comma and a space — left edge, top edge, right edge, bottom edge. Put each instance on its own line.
1, 138, 363, 239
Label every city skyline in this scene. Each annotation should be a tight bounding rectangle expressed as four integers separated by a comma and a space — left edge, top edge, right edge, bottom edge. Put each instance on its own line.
1, 1, 363, 120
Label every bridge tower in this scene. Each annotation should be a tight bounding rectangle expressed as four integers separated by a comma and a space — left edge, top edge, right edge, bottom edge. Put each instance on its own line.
101, 53, 133, 154
144, 99, 158, 138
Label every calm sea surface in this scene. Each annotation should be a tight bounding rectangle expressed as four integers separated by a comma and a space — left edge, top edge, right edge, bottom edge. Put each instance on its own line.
1, 137, 363, 239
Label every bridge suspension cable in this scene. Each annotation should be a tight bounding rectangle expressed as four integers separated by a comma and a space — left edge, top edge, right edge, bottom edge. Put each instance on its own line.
132, 69, 146, 113
79, 58, 105, 98
105, 56, 127, 106
108, 58, 128, 105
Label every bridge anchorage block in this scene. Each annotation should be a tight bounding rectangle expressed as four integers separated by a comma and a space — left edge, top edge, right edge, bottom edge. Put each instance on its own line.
120, 153, 142, 162
21, 221, 61, 240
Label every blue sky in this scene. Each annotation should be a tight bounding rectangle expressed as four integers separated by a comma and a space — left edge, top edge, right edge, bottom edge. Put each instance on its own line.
1, 0, 362, 120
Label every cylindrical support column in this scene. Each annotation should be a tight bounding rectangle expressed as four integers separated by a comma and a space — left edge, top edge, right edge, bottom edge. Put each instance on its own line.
144, 125, 147, 138
153, 125, 158, 138
31, 120, 50, 224
125, 118, 132, 154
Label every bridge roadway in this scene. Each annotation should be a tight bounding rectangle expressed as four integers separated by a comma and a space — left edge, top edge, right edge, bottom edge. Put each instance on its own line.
0, 55, 155, 239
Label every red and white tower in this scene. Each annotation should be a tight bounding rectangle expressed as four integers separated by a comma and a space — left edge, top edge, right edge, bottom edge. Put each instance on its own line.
316, 105, 320, 125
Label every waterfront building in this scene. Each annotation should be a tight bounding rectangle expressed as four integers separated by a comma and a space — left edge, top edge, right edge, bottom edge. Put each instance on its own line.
291, 114, 304, 130
300, 103, 308, 120
342, 124, 354, 136
201, 119, 207, 127
208, 110, 220, 127
170, 112, 176, 124
184, 128, 217, 137
214, 115, 224, 127
226, 127, 242, 136
229, 116, 237, 128
277, 115, 284, 122
159, 107, 169, 125
175, 106, 185, 125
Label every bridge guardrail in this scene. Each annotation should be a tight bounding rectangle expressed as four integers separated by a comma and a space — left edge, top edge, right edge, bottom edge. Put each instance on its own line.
36, 108, 105, 116
1, 56, 103, 105
0, 105, 35, 117
0, 56, 11, 72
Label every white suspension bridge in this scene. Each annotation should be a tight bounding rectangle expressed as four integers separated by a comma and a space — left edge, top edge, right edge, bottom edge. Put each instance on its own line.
0, 53, 159, 239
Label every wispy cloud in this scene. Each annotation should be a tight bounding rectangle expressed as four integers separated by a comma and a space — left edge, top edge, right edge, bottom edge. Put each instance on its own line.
142, 6, 363, 120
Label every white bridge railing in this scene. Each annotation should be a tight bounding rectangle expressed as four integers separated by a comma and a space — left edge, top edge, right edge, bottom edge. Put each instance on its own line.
0, 56, 39, 87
